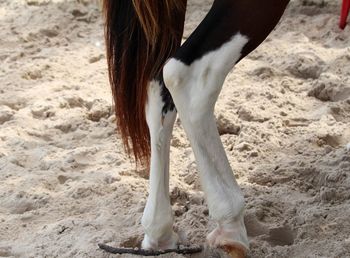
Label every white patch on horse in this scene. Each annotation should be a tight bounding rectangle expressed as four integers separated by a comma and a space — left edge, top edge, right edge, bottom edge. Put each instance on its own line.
164, 33, 250, 250
142, 81, 178, 250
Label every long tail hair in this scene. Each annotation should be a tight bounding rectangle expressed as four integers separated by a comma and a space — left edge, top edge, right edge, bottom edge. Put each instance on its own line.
103, 0, 187, 165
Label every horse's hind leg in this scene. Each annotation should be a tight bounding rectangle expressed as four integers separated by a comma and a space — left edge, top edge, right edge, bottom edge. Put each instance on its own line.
164, 35, 250, 254
164, 0, 289, 255
141, 81, 178, 250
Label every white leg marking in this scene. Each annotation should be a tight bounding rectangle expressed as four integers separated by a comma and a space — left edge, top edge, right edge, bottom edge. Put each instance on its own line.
164, 33, 250, 249
141, 81, 178, 250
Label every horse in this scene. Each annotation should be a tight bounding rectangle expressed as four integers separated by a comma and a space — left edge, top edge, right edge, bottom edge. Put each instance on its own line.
102, 0, 293, 257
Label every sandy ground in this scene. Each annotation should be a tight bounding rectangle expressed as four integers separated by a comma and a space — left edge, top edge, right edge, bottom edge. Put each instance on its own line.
0, 0, 350, 257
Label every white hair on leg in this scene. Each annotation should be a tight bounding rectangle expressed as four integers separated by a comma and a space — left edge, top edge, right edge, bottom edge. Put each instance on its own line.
164, 33, 250, 252
141, 81, 178, 250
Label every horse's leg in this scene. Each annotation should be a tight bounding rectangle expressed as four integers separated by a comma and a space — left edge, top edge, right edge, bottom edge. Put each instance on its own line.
141, 81, 177, 250
164, 0, 289, 255
164, 36, 250, 253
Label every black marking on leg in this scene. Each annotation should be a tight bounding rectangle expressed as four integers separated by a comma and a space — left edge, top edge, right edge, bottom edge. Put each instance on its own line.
161, 85, 175, 116
159, 76, 176, 116
98, 243, 203, 256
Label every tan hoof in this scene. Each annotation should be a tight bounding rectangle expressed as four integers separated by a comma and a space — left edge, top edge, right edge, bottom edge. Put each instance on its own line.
222, 245, 246, 258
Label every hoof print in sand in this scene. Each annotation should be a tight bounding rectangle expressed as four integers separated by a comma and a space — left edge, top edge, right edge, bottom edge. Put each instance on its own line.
265, 226, 296, 247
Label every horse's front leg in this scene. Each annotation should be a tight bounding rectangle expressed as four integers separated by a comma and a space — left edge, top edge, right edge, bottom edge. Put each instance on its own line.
141, 81, 178, 250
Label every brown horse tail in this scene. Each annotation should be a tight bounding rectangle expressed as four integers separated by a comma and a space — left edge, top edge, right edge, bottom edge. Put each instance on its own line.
103, 0, 187, 165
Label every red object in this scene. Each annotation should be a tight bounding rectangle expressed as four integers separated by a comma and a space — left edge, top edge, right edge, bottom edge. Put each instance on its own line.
340, 0, 350, 29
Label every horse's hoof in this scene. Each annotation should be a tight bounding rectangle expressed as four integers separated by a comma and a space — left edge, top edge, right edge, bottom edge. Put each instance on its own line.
221, 244, 246, 258
206, 220, 249, 256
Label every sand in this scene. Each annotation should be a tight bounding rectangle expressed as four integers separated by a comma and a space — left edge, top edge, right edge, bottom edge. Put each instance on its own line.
0, 0, 349, 257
